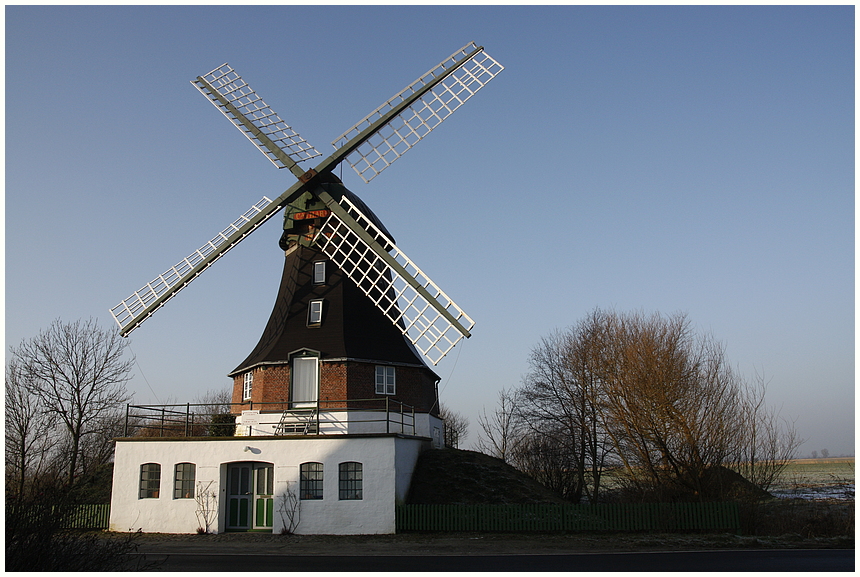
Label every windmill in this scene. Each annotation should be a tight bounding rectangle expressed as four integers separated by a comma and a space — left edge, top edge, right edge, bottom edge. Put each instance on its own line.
110, 42, 503, 425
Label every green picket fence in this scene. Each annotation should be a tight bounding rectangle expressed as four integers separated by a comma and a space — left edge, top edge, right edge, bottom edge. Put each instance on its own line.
65, 504, 111, 529
7, 503, 110, 530
396, 502, 740, 533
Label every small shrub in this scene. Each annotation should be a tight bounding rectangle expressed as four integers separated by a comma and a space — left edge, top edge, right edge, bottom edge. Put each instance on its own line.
6, 487, 157, 571
741, 498, 855, 538
208, 413, 236, 437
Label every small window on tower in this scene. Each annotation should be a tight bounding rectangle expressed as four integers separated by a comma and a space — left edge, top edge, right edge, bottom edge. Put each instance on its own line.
308, 299, 324, 326
243, 371, 253, 400
375, 366, 396, 395
313, 261, 326, 285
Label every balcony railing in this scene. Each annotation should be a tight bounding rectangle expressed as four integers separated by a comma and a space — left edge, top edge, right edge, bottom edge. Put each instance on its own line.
123, 398, 416, 438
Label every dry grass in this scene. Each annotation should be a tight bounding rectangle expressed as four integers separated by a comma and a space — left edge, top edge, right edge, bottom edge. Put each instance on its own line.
740, 497, 854, 539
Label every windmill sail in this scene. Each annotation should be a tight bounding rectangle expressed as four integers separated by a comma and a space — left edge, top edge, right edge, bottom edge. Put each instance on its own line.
110, 197, 279, 336
193, 63, 320, 173
111, 44, 501, 347
314, 195, 474, 365
332, 42, 503, 183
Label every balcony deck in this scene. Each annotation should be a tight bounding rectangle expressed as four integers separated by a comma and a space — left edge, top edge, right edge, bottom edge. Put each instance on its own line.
123, 398, 418, 438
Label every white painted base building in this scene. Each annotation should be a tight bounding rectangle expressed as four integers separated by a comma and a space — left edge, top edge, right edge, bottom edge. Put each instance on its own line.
109, 412, 443, 535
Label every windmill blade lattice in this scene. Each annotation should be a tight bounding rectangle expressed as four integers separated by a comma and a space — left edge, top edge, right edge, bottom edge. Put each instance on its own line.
314, 195, 475, 365
110, 197, 277, 335
111, 44, 501, 346
193, 64, 321, 170
332, 42, 504, 183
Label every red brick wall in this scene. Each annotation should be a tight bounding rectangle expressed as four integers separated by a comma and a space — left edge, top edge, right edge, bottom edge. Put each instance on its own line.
230, 373, 245, 413
341, 361, 438, 414
231, 360, 439, 416
231, 365, 292, 412
320, 361, 347, 407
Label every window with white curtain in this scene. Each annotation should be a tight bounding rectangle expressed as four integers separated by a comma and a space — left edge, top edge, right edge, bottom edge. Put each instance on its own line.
292, 356, 319, 407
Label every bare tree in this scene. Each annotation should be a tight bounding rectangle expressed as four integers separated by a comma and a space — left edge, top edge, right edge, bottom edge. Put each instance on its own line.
596, 311, 746, 498
10, 319, 134, 485
77, 411, 127, 476
518, 309, 799, 502
562, 311, 616, 501
730, 374, 800, 493
439, 404, 469, 449
5, 359, 55, 498
194, 386, 233, 412
193, 386, 235, 436
518, 311, 616, 503
475, 388, 523, 463
510, 426, 581, 501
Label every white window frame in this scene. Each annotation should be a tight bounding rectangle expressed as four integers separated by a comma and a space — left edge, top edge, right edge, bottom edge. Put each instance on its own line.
139, 463, 161, 499
291, 355, 319, 408
313, 261, 326, 285
173, 463, 196, 499
375, 365, 396, 395
299, 462, 324, 500
338, 461, 363, 500
243, 371, 253, 400
308, 299, 324, 325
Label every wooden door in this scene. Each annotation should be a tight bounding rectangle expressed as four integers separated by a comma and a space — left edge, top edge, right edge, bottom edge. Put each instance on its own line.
253, 464, 274, 530
227, 464, 252, 530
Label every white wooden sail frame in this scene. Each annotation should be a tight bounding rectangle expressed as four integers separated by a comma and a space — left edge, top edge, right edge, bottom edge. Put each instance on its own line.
315, 195, 474, 365
111, 43, 502, 365
333, 42, 504, 183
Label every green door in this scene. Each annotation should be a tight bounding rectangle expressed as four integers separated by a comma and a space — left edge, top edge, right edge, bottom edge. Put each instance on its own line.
227, 463, 273, 531
227, 464, 252, 530
253, 464, 274, 530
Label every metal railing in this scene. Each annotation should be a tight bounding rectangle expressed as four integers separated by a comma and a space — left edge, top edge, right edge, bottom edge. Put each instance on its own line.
123, 398, 416, 438
123, 402, 234, 438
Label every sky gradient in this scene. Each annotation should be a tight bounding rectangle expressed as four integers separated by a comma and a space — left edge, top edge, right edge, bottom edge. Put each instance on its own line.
5, 5, 854, 456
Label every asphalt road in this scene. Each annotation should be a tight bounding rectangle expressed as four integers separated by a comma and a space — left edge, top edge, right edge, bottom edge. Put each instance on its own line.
140, 550, 854, 572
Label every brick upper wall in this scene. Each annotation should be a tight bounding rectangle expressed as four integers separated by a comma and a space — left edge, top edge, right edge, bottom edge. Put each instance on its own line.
232, 360, 439, 416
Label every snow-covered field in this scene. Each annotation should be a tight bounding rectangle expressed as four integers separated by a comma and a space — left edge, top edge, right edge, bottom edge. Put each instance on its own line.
770, 458, 854, 500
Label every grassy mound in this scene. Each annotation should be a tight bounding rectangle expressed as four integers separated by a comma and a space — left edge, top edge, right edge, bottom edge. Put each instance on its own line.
406, 448, 567, 505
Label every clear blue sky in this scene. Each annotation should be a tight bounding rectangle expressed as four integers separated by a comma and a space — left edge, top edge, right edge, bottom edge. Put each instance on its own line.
6, 6, 854, 456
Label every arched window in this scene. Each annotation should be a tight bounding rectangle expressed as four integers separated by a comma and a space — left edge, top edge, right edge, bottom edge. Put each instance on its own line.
299, 462, 323, 500
339, 462, 363, 500
139, 463, 161, 499
174, 463, 196, 499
